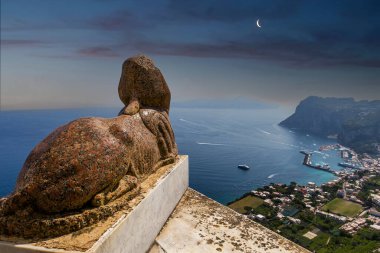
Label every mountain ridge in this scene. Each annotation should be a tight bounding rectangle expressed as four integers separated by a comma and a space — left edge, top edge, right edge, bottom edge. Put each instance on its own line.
280, 96, 380, 155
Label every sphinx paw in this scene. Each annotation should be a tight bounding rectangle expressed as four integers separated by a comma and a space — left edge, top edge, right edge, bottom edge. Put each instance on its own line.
91, 193, 105, 207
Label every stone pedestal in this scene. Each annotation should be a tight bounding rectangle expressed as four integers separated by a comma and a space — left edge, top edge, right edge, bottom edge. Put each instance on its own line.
0, 156, 189, 253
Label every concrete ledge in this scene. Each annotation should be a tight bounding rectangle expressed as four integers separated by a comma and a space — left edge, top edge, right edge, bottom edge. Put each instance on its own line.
0, 156, 189, 253
149, 188, 310, 253
89, 155, 188, 253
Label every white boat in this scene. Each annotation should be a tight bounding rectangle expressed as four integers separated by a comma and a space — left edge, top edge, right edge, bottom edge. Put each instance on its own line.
238, 164, 250, 170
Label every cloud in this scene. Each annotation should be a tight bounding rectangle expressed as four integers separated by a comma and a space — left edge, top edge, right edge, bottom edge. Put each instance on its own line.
165, 0, 302, 22
86, 10, 147, 31
1, 39, 46, 47
130, 35, 380, 68
77, 46, 119, 57
1, 8, 147, 33
2, 0, 379, 68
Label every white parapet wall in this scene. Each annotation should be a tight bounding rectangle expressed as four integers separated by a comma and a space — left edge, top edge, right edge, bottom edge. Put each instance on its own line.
0, 155, 189, 253
89, 155, 189, 253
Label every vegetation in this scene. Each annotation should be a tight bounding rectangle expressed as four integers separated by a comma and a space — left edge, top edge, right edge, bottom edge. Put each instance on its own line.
321, 182, 343, 197
369, 176, 380, 186
227, 195, 264, 214
308, 228, 380, 253
321, 198, 363, 218
357, 177, 380, 205
251, 204, 277, 218
275, 210, 380, 253
228, 180, 380, 252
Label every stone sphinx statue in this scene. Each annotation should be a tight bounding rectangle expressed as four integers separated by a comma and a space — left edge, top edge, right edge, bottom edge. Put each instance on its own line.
0, 55, 178, 238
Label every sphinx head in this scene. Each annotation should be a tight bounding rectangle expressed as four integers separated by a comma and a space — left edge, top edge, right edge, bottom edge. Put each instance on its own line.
118, 55, 171, 116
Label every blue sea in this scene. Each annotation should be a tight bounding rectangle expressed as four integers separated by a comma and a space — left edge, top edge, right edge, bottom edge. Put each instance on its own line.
0, 107, 345, 204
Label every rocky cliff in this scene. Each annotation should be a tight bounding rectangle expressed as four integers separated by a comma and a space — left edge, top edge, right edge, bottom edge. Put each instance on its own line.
280, 96, 380, 155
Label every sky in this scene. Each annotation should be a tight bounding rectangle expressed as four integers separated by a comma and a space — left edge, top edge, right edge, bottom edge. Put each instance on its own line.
1, 0, 380, 110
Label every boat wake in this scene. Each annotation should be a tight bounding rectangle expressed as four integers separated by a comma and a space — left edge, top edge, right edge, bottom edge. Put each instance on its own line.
258, 129, 271, 135
268, 173, 279, 179
270, 140, 300, 149
197, 142, 226, 146
179, 118, 206, 128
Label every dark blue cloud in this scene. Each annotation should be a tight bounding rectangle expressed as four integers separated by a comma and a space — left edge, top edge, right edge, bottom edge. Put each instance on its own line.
1, 39, 46, 46
1, 0, 379, 109
77, 46, 119, 57
1, 0, 379, 68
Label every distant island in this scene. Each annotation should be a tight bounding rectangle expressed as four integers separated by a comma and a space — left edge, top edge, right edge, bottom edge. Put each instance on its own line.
280, 96, 380, 156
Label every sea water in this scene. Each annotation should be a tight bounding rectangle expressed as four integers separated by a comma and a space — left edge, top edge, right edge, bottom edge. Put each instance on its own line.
0, 107, 344, 204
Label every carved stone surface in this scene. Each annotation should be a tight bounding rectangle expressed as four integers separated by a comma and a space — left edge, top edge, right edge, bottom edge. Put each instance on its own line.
0, 55, 178, 239
118, 55, 171, 116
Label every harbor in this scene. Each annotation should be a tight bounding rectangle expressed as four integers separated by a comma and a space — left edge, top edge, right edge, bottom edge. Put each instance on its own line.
300, 145, 365, 176
300, 151, 334, 174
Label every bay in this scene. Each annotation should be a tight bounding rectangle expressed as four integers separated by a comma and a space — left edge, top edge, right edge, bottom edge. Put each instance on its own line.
0, 107, 344, 204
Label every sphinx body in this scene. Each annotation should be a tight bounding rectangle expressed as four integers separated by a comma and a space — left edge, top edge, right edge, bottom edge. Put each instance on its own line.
0, 55, 178, 238
1, 111, 176, 215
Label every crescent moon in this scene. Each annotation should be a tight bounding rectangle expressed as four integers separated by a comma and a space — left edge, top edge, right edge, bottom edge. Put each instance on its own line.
256, 19, 261, 28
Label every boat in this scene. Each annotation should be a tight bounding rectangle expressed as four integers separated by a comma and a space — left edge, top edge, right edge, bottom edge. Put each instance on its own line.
316, 164, 331, 171
304, 161, 331, 172
338, 162, 359, 169
238, 164, 250, 170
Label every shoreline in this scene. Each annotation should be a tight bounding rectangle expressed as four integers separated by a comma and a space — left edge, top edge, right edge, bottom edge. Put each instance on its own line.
230, 143, 369, 205
226, 144, 380, 252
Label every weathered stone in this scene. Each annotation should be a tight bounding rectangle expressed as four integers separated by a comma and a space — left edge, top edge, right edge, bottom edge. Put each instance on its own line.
118, 55, 171, 116
0, 55, 178, 239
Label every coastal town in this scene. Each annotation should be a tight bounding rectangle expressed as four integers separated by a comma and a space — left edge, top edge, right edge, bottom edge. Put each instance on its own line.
228, 144, 380, 252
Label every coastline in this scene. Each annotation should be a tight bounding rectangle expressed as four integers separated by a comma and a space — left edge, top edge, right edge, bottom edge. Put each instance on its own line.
228, 143, 372, 206
227, 144, 380, 253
